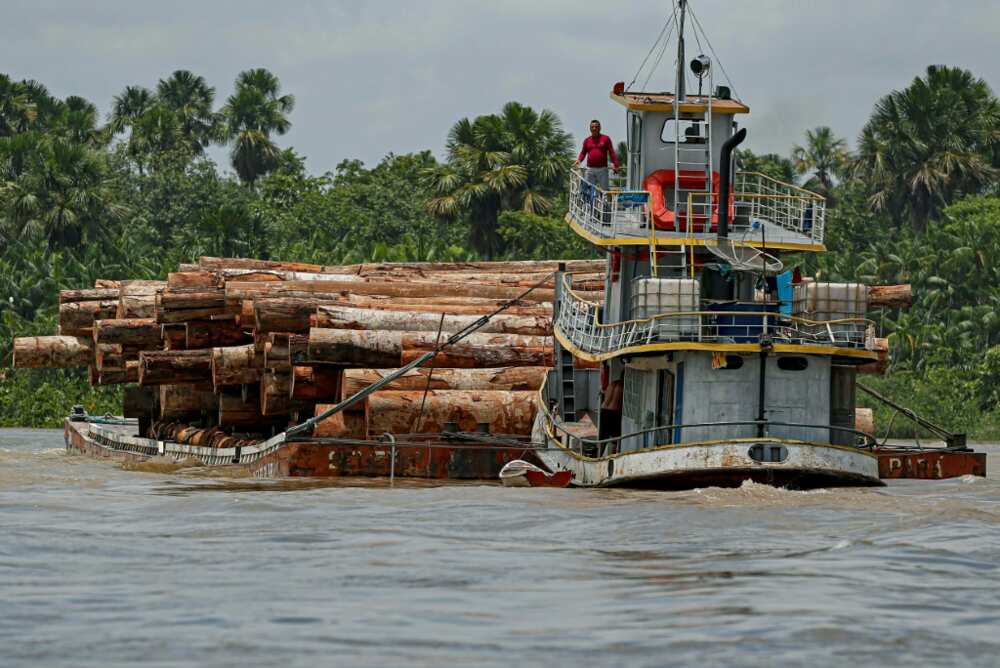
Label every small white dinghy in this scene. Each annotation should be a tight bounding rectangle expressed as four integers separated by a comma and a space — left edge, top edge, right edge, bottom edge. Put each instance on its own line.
499, 460, 573, 488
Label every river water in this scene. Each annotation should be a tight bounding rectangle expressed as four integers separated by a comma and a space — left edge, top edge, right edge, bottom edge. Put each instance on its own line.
1, 428, 998, 667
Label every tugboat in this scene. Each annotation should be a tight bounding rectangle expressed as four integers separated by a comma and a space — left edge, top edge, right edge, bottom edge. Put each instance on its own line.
533, 0, 983, 488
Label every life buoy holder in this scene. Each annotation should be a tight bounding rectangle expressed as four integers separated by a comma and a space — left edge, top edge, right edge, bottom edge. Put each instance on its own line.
642, 170, 732, 232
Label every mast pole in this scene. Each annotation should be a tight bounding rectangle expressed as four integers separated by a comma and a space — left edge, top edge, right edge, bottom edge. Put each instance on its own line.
676, 0, 687, 101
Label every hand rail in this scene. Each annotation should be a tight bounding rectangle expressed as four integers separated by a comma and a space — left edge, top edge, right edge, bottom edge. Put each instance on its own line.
555, 274, 875, 356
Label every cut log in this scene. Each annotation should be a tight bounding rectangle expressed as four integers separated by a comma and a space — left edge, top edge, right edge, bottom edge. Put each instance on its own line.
167, 271, 219, 289
59, 300, 118, 336
162, 324, 187, 350
265, 333, 309, 370
200, 256, 330, 273
255, 297, 552, 334
119, 280, 166, 294
312, 306, 551, 336
858, 338, 889, 375
117, 281, 164, 319
139, 350, 213, 385
261, 371, 302, 416
312, 401, 369, 439
93, 319, 161, 347
159, 383, 217, 419
220, 268, 360, 283
308, 329, 404, 367
59, 288, 119, 304
95, 343, 124, 370
159, 289, 227, 310
13, 336, 93, 368
351, 260, 603, 274
868, 285, 912, 309
855, 407, 875, 436
227, 279, 558, 303
323, 295, 552, 316
253, 298, 316, 333
368, 390, 538, 435
313, 390, 538, 438
341, 367, 548, 398
118, 294, 156, 319
290, 366, 343, 402
308, 328, 552, 368
186, 319, 252, 349
91, 363, 138, 385
211, 344, 261, 388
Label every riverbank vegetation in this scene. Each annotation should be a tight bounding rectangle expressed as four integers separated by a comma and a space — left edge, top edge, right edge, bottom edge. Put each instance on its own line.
2, 65, 999, 438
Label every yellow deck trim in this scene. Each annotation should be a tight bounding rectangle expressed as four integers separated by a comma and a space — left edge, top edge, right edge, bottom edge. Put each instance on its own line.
565, 213, 826, 253
554, 326, 879, 363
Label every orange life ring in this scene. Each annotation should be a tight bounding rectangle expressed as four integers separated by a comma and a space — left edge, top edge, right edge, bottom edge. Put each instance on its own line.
642, 170, 730, 232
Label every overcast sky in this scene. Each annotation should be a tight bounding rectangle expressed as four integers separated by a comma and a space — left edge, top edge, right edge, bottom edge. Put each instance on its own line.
3, 1, 999, 175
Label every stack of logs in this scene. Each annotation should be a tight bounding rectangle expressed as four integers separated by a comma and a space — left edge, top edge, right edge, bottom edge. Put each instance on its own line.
13, 257, 605, 443
11, 256, 908, 444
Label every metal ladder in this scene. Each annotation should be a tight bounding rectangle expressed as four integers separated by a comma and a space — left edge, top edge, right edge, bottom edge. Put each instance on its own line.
671, 87, 715, 233
552, 268, 577, 422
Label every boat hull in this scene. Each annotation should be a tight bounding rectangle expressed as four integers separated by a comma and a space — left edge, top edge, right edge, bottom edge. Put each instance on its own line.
64, 419, 525, 480
535, 438, 883, 489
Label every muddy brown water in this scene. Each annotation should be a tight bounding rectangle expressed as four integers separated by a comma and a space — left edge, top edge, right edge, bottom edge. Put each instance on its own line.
1, 428, 998, 667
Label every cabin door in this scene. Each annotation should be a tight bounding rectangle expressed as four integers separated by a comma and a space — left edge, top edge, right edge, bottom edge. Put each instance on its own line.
656, 369, 675, 446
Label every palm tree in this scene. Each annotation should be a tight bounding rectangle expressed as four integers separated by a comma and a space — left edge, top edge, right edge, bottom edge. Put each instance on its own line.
155, 70, 219, 153
53, 96, 105, 147
496, 101, 574, 214
791, 126, 848, 204
109, 85, 155, 136
220, 68, 295, 187
854, 65, 1000, 231
2, 136, 125, 248
0, 75, 37, 137
424, 102, 573, 257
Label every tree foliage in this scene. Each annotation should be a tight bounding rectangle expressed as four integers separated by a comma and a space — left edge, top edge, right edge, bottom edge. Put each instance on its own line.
854, 65, 1000, 230
1, 65, 1000, 434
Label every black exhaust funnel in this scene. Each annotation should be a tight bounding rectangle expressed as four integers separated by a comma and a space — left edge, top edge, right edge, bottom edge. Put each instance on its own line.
718, 127, 747, 239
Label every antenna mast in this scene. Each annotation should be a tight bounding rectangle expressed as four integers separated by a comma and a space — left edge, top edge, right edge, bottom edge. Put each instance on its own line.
676, 0, 687, 100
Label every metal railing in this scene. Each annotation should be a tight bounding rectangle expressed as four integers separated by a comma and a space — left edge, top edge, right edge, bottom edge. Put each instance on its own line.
556, 274, 874, 357
567, 169, 826, 245
568, 168, 650, 239
732, 172, 826, 243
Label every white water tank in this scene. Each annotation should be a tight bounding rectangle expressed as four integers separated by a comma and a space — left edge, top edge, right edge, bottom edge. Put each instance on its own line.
630, 278, 700, 340
793, 282, 867, 320
793, 282, 868, 345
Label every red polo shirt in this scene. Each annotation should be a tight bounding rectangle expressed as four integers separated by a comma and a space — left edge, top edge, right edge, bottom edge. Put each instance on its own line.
578, 134, 620, 169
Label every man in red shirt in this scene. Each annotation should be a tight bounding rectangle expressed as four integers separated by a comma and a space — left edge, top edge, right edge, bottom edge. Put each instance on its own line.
575, 119, 620, 191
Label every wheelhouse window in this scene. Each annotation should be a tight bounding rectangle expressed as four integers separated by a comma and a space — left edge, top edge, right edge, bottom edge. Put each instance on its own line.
661, 118, 705, 144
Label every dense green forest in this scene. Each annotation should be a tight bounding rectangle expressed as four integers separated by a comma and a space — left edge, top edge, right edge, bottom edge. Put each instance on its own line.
2, 65, 999, 438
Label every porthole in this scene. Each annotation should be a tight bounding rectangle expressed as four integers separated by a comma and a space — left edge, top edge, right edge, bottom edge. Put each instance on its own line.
777, 356, 809, 371
721, 355, 744, 370
748, 444, 788, 463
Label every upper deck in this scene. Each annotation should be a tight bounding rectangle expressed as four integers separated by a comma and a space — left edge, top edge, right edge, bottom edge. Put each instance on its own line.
567, 169, 826, 252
